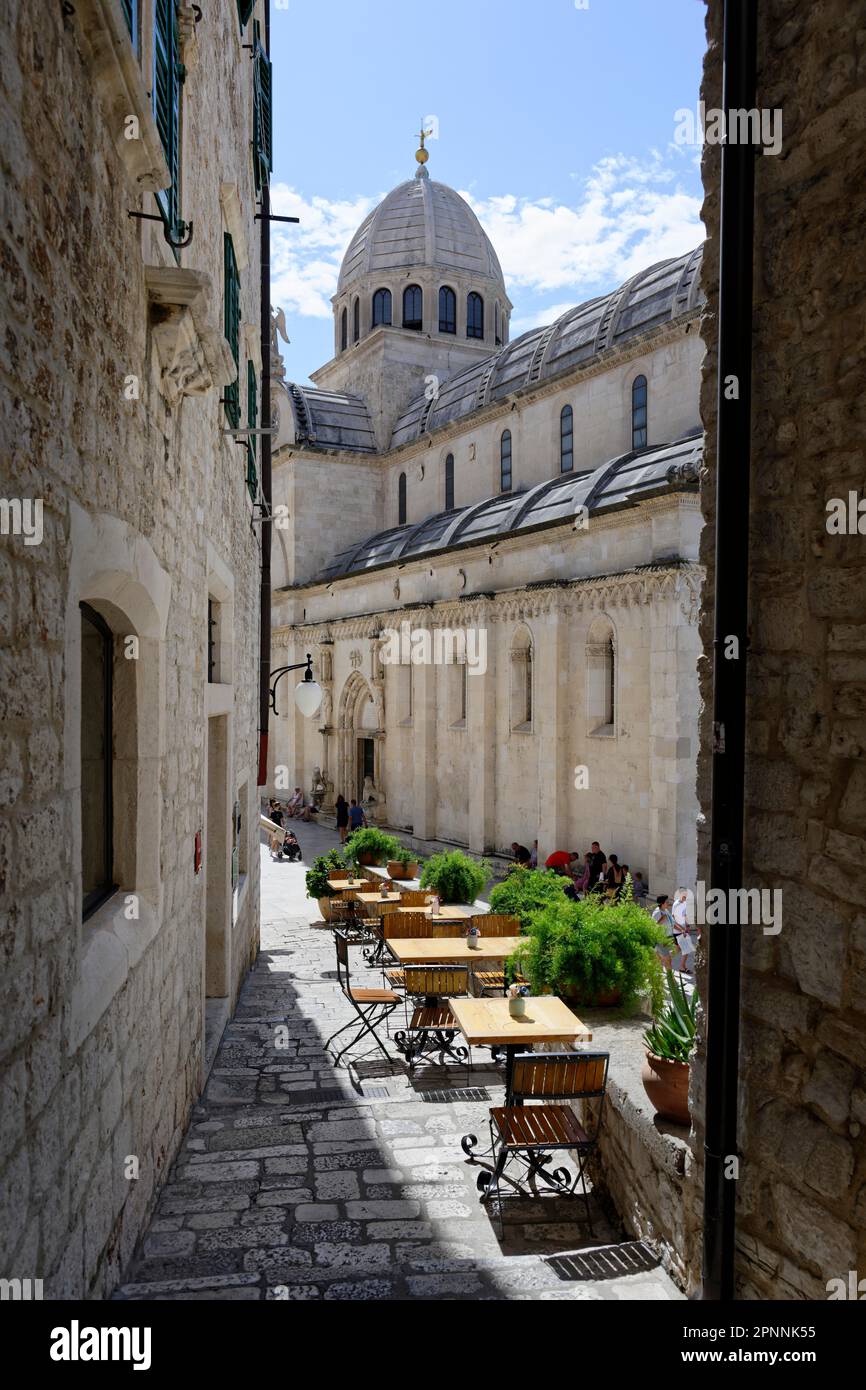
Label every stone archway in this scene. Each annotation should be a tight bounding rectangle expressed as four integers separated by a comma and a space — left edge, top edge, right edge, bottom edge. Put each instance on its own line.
336, 671, 386, 822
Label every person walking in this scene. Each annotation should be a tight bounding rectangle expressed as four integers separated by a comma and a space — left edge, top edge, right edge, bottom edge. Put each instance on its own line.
335, 793, 349, 843
348, 799, 366, 833
652, 894, 676, 968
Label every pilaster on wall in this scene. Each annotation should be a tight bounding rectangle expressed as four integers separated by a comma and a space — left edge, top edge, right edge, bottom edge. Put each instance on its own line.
535, 607, 567, 855
467, 609, 497, 853
412, 654, 438, 840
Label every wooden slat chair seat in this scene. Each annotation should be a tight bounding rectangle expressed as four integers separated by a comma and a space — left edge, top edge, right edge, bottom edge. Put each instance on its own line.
323, 931, 400, 1066
476, 1050, 610, 1235
398, 890, 435, 907
474, 968, 528, 996
384, 968, 406, 989
467, 915, 525, 995
394, 966, 471, 1072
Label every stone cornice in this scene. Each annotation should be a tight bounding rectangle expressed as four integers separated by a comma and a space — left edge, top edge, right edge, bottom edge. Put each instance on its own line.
272, 562, 704, 642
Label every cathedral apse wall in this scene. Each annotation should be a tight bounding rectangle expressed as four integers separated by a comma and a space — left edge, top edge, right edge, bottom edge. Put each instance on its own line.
694, 0, 866, 1299
1, 0, 263, 1296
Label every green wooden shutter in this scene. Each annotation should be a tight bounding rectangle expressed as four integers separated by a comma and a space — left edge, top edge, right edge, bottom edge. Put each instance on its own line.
223, 234, 240, 427
246, 360, 258, 500
237, 0, 255, 27
253, 27, 273, 192
121, 0, 138, 45
153, 0, 181, 237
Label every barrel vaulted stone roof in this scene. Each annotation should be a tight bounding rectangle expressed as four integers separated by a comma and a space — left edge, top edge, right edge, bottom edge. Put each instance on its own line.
311, 430, 702, 584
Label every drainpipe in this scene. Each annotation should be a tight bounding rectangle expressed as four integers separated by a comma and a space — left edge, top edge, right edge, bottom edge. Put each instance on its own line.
701, 0, 758, 1301
257, 0, 272, 789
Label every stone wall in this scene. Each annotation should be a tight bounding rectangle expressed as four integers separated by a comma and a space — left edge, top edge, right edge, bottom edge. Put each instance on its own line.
695, 0, 866, 1298
0, 0, 263, 1297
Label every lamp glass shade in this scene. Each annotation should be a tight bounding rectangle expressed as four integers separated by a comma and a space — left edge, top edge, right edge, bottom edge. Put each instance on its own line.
294, 678, 322, 718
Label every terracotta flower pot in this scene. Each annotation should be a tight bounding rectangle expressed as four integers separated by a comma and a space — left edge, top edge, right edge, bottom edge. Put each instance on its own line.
387, 860, 418, 880
557, 985, 622, 1008
641, 1051, 690, 1126
357, 851, 378, 866
317, 896, 333, 922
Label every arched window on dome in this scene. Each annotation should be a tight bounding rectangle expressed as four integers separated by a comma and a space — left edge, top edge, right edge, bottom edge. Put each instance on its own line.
352, 297, 359, 343
403, 285, 422, 331
560, 404, 574, 473
398, 471, 407, 525
340, 307, 347, 352
372, 288, 392, 328
439, 286, 456, 334
500, 429, 512, 492
467, 291, 484, 339
495, 303, 501, 346
632, 374, 648, 450
444, 453, 454, 511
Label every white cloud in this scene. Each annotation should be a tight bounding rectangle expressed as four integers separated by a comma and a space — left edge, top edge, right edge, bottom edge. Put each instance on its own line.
460, 152, 703, 299
268, 151, 703, 329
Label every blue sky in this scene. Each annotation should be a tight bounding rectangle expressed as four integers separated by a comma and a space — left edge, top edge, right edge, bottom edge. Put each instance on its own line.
268, 0, 706, 385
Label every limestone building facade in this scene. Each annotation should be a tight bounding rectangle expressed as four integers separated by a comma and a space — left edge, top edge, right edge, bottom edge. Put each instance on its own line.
269, 144, 705, 888
0, 0, 269, 1296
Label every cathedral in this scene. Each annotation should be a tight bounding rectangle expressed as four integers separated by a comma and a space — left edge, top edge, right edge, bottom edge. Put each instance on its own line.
268, 137, 705, 891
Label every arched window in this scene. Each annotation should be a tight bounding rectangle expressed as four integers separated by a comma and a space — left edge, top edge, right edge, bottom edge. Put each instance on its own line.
495, 303, 501, 346
372, 287, 392, 328
444, 453, 454, 510
632, 374, 647, 450
340, 306, 347, 352
403, 284, 422, 330
352, 297, 359, 343
510, 625, 533, 731
586, 616, 616, 733
467, 291, 484, 339
438, 286, 456, 334
560, 404, 574, 472
398, 471, 407, 525
500, 429, 512, 492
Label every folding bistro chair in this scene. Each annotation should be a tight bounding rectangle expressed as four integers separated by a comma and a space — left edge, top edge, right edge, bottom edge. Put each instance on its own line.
324, 930, 401, 1065
393, 966, 471, 1071
476, 1050, 610, 1235
468, 915, 526, 995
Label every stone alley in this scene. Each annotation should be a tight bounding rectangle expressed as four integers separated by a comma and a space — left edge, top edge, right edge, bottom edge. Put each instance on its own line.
114, 825, 682, 1302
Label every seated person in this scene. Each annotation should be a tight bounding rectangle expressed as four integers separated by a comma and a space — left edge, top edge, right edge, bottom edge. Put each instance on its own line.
286, 787, 303, 818
511, 841, 531, 867
298, 800, 319, 822
632, 870, 649, 904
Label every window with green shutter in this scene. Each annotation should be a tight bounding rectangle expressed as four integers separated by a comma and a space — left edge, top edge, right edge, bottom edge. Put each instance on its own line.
252, 23, 273, 192
152, 0, 184, 239
237, 0, 255, 27
121, 0, 138, 47
246, 360, 258, 500
223, 234, 241, 427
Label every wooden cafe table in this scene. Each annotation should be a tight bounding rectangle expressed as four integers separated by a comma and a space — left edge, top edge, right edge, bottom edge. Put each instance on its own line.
326, 877, 367, 892
448, 995, 592, 1106
394, 903, 472, 921
352, 891, 403, 963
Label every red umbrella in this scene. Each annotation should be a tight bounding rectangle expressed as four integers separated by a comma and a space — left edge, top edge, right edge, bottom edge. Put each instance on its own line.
545, 850, 573, 869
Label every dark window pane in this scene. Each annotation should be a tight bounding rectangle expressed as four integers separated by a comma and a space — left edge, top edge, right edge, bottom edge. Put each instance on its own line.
467, 291, 484, 339
445, 453, 454, 510
632, 375, 648, 449
353, 297, 359, 342
340, 307, 347, 351
500, 430, 512, 491
80, 603, 114, 917
372, 288, 392, 327
398, 472, 407, 524
403, 284, 422, 330
438, 286, 456, 333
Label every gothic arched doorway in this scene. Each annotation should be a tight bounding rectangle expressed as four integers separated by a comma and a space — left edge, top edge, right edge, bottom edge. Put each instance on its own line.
336, 671, 385, 818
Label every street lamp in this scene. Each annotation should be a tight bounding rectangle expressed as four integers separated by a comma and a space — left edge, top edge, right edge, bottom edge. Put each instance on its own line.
269, 653, 322, 718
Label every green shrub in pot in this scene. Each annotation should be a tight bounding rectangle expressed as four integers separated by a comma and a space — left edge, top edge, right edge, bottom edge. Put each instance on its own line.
419, 850, 490, 905
488, 867, 570, 929
345, 826, 403, 867
511, 892, 666, 1013
304, 850, 351, 901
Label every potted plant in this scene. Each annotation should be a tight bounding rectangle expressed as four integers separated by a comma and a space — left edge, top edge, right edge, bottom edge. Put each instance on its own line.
419, 849, 490, 905
345, 826, 402, 868
510, 893, 666, 1014
304, 849, 351, 921
386, 845, 421, 880
488, 867, 570, 929
641, 971, 697, 1126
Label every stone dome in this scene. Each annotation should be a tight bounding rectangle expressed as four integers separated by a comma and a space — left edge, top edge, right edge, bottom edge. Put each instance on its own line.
337, 170, 506, 296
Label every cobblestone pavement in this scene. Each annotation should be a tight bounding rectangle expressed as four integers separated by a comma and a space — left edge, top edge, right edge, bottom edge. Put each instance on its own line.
115, 825, 683, 1301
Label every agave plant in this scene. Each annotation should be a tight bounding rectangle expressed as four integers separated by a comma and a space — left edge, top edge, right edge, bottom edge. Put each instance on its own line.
643, 971, 698, 1064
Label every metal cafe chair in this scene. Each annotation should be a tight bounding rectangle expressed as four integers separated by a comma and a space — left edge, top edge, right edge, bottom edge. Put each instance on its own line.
473, 1050, 610, 1236
323, 930, 401, 1065
393, 965, 471, 1071
381, 912, 464, 987
468, 914, 525, 996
